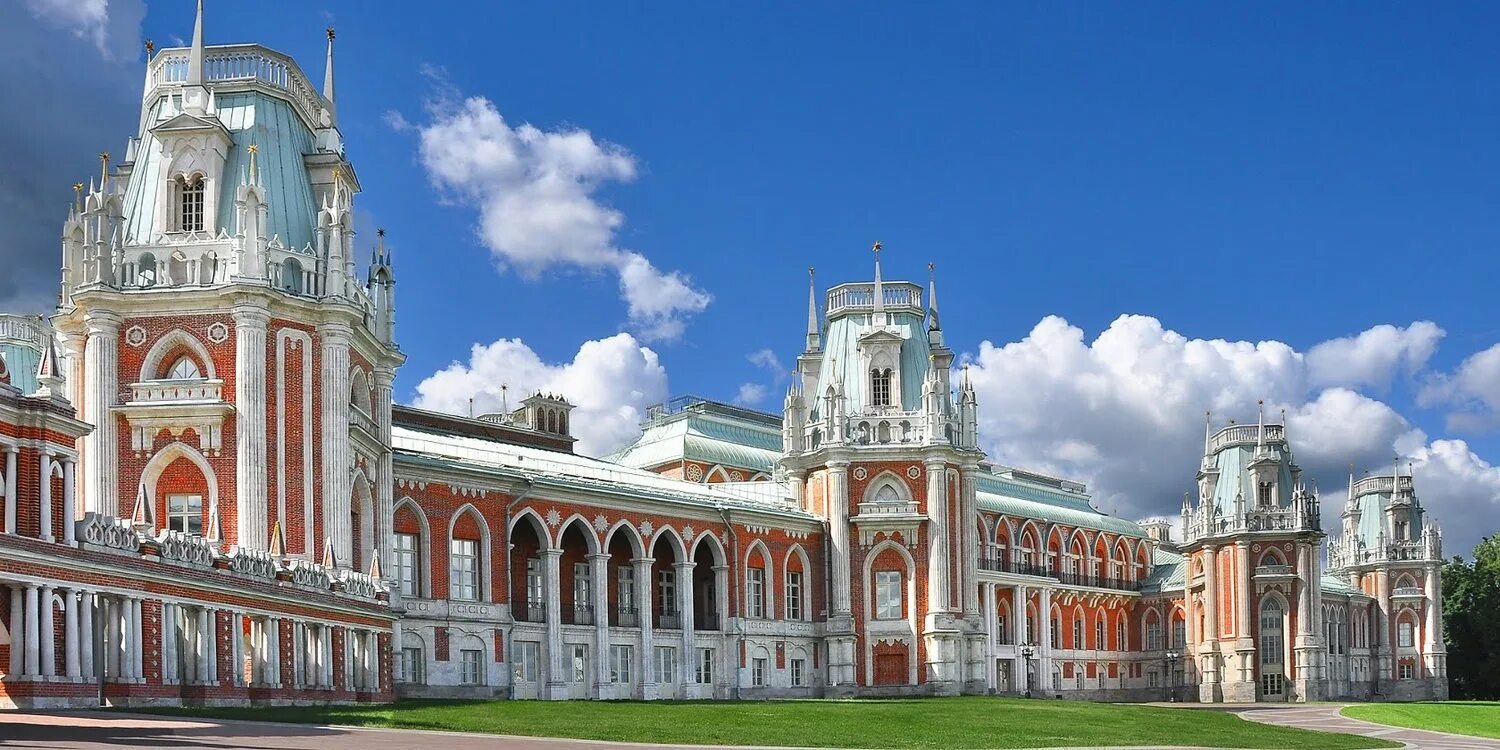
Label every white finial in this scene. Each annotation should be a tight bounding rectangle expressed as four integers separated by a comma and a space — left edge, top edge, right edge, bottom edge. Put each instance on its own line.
187, 0, 205, 87
871, 240, 885, 323
927, 262, 941, 332
1203, 410, 1213, 455
1256, 400, 1265, 448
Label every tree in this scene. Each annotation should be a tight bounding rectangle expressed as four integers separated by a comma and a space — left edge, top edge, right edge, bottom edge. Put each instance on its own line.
1443, 535, 1500, 699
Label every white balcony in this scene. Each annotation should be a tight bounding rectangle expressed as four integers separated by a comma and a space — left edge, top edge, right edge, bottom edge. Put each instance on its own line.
128, 378, 224, 404
117, 378, 232, 455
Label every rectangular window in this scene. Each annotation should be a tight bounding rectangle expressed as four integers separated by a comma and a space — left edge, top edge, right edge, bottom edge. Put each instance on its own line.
1147, 670, 1160, 688
747, 568, 765, 618
394, 532, 419, 597
1399, 662, 1415, 680
573, 562, 592, 623
875, 571, 902, 620
1116, 621, 1126, 650
1095, 621, 1104, 650
178, 176, 205, 232
526, 558, 544, 613
786, 571, 803, 620
696, 648, 714, 684
399, 646, 423, 684
655, 646, 677, 684
570, 644, 588, 683
751, 657, 767, 687
1073, 620, 1083, 649
658, 570, 678, 616
460, 649, 484, 686
871, 368, 891, 407
1172, 620, 1185, 649
1398, 621, 1414, 648
790, 658, 805, 687
167, 494, 203, 536
1146, 622, 1163, 651
450, 538, 479, 601
514, 641, 539, 683
998, 613, 1009, 644
1050, 618, 1060, 649
610, 644, 633, 684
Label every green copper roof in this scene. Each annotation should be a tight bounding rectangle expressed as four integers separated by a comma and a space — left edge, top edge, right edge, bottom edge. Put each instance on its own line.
1140, 547, 1185, 592
812, 309, 931, 413
123, 92, 319, 251
1206, 441, 1297, 515
976, 470, 1146, 538
608, 400, 782, 474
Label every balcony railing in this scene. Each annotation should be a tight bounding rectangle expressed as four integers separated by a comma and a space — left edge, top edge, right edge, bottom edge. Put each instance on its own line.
1255, 564, 1294, 577
350, 405, 379, 438
613, 606, 639, 627
1056, 572, 1141, 592
127, 379, 225, 404
979, 557, 1050, 578
563, 603, 594, 626
519, 599, 545, 623
1392, 587, 1424, 597
825, 282, 923, 316
1208, 424, 1286, 453
149, 44, 327, 129
656, 611, 681, 630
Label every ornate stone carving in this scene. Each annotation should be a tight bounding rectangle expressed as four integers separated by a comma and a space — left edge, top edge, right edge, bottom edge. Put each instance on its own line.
155, 528, 216, 568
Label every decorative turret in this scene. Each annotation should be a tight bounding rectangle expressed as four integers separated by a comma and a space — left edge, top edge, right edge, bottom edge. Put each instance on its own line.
317, 27, 344, 154
369, 229, 397, 345
958, 365, 978, 449
805, 267, 820, 352
32, 325, 65, 401
782, 377, 805, 455
927, 262, 943, 347
1183, 404, 1319, 543
234, 143, 269, 279
181, 0, 210, 115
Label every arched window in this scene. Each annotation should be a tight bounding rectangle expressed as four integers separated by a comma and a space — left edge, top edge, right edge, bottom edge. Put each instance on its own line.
870, 368, 892, 407
1257, 481, 1274, 507
137, 252, 158, 288
165, 356, 202, 380
1259, 597, 1286, 697
282, 258, 305, 295
175, 174, 205, 232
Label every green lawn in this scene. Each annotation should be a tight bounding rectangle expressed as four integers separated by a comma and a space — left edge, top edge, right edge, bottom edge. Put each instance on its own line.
131, 696, 1397, 749
1343, 701, 1500, 740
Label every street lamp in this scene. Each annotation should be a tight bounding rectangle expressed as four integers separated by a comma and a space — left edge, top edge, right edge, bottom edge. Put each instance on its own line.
1164, 648, 1181, 702
1020, 642, 1037, 698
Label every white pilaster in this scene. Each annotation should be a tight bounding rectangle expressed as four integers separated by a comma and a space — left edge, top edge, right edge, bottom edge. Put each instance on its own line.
3, 446, 16, 533
827, 463, 851, 615
542, 548, 565, 698
677, 559, 696, 690
39, 453, 53, 542
234, 305, 271, 550
64, 589, 80, 677
62, 459, 76, 544
9, 587, 23, 674
589, 552, 611, 695
319, 323, 353, 563
634, 557, 657, 699
81, 313, 121, 516
925, 461, 950, 613
960, 467, 980, 618
23, 584, 40, 675
78, 591, 94, 678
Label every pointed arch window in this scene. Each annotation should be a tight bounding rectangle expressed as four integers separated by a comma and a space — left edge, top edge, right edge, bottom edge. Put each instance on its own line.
166, 356, 202, 380
175, 174, 205, 233
870, 368, 892, 407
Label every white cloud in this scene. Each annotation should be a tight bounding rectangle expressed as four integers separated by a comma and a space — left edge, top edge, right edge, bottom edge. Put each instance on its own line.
412, 333, 668, 457
1306, 321, 1444, 391
398, 89, 709, 341
22, 0, 140, 60
964, 314, 1498, 555
734, 383, 768, 406
748, 348, 784, 373
1405, 439, 1500, 552
1419, 343, 1500, 433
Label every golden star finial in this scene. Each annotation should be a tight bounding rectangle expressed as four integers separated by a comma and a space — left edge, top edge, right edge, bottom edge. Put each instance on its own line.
73, 182, 83, 193
247, 144, 258, 154
144, 39, 155, 55
331, 167, 343, 181
327, 26, 336, 42
872, 241, 882, 253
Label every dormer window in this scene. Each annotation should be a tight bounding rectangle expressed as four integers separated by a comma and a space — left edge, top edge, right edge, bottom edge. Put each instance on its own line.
174, 174, 205, 232
165, 356, 202, 380
1257, 481, 1274, 507
870, 368, 892, 407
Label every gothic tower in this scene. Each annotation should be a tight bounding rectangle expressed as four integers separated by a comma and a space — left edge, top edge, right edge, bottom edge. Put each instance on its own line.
50, 3, 403, 573
780, 247, 986, 695
1180, 405, 1324, 702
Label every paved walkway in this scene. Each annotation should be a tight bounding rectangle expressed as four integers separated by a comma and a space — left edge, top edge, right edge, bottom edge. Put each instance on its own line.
1239, 704, 1500, 750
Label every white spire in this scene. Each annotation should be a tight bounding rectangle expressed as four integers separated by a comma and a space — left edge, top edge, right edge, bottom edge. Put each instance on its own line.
187, 0, 205, 87
1256, 400, 1265, 450
805, 266, 820, 351
927, 262, 941, 331
323, 26, 337, 119
871, 240, 885, 325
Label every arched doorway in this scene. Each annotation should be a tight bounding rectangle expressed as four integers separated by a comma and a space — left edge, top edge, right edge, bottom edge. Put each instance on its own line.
1258, 597, 1286, 700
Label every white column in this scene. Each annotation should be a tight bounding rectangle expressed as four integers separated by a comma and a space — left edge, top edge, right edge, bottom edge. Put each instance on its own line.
197, 607, 213, 684
62, 459, 76, 544
106, 597, 121, 679
163, 603, 178, 682
78, 591, 94, 678
981, 582, 996, 689
9, 586, 24, 674
3, 446, 16, 533
268, 617, 281, 686
925, 460, 950, 613
374, 368, 396, 581
318, 323, 353, 563
81, 313, 121, 516
1202, 548, 1218, 646
589, 552, 611, 695
23, 585, 41, 675
323, 624, 333, 688
1038, 586, 1052, 692
961, 467, 981, 618
1012, 585, 1027, 693
129, 597, 143, 679
827, 463, 851, 615
634, 557, 657, 699
39, 586, 55, 676
677, 559, 696, 690
1236, 542, 1251, 637
234, 305, 271, 551
39, 453, 53, 542
64, 589, 80, 678
230, 612, 243, 686
541, 548, 564, 696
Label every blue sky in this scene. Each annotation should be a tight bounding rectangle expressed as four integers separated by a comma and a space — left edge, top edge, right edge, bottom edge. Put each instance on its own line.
4, 1, 1499, 554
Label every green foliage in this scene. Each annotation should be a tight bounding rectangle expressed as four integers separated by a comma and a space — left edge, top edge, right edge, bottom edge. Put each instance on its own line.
1444, 535, 1500, 699
132, 697, 1395, 749
1344, 702, 1500, 739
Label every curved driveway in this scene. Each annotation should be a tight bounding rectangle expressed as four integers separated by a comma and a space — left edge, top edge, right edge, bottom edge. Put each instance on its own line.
1239, 704, 1500, 750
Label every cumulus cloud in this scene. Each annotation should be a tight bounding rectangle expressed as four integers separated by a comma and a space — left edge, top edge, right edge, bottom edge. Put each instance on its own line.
1306, 321, 1443, 391
734, 383, 768, 406
394, 87, 710, 341
1418, 343, 1500, 433
964, 314, 1498, 555
412, 333, 668, 457
748, 348, 784, 373
23, 0, 117, 59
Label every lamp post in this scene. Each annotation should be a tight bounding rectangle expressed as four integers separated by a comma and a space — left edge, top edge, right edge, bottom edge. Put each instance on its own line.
1164, 648, 1180, 702
1020, 642, 1037, 698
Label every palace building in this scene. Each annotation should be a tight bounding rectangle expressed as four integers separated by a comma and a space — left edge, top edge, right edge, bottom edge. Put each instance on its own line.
0, 4, 1447, 708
